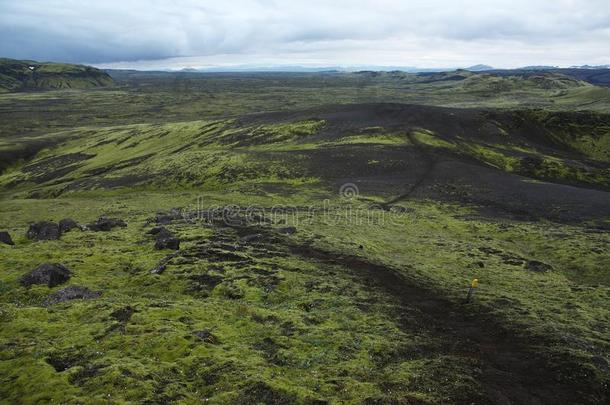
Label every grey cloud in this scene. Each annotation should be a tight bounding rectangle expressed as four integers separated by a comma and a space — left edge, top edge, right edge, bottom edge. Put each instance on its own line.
0, 0, 609, 66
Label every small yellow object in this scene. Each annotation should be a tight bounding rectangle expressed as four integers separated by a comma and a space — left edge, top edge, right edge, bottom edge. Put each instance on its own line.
471, 279, 479, 288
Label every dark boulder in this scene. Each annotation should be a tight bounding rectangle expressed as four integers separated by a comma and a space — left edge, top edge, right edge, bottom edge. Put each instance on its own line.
192, 329, 219, 344
43, 285, 101, 306
152, 227, 180, 250
86, 216, 127, 231
110, 306, 136, 322
150, 263, 167, 274
26, 221, 60, 240
277, 226, 297, 235
147, 226, 165, 235
0, 231, 14, 245
155, 208, 183, 225
152, 227, 174, 239
519, 156, 544, 176
241, 233, 264, 243
20, 263, 72, 287
150, 252, 179, 274
58, 218, 79, 233
526, 260, 553, 273
155, 236, 180, 250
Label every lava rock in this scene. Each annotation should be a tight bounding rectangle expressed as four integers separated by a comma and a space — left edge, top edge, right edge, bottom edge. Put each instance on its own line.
0, 231, 14, 245
26, 221, 60, 240
152, 227, 180, 250
153, 227, 174, 239
155, 208, 183, 225
58, 218, 79, 233
150, 252, 179, 274
110, 306, 136, 322
43, 285, 101, 306
241, 233, 264, 243
86, 216, 127, 231
192, 329, 219, 344
146, 226, 165, 235
277, 226, 297, 235
526, 260, 553, 273
150, 263, 167, 274
20, 263, 72, 287
155, 236, 180, 250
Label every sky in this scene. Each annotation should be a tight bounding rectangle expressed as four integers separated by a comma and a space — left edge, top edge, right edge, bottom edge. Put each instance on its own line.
1, 0, 609, 70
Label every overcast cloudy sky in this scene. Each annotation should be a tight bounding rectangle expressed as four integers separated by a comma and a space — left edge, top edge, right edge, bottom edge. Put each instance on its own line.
1, 0, 609, 70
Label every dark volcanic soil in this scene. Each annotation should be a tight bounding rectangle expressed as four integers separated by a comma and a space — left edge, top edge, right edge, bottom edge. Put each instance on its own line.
242, 103, 610, 225
230, 224, 607, 405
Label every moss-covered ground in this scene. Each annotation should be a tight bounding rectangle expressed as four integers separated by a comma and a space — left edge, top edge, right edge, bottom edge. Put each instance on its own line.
1, 72, 609, 403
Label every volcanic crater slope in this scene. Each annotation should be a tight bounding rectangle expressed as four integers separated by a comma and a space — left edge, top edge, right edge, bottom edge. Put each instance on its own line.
3, 103, 609, 226
0, 98, 609, 403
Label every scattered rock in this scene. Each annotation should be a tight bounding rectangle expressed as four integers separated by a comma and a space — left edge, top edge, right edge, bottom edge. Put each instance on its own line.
147, 226, 165, 235
241, 233, 264, 243
150, 263, 167, 274
110, 306, 136, 322
155, 237, 180, 250
0, 231, 14, 245
58, 218, 79, 233
155, 235, 180, 250
277, 226, 297, 235
43, 285, 101, 306
86, 216, 127, 232
188, 274, 224, 289
149, 227, 180, 250
192, 329, 220, 344
26, 221, 60, 240
390, 205, 414, 214
155, 208, 183, 225
150, 252, 179, 274
526, 260, 553, 273
155, 227, 174, 239
20, 263, 71, 287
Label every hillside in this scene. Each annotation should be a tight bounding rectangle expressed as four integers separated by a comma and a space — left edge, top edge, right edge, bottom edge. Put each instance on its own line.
0, 78, 609, 404
0, 58, 113, 92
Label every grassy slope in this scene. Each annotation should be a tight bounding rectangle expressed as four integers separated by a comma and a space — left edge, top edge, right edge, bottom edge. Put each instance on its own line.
0, 191, 608, 403
1, 70, 610, 138
0, 75, 609, 403
0, 58, 114, 93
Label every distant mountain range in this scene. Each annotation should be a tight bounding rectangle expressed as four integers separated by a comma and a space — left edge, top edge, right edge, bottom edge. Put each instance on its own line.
168, 63, 610, 74
173, 64, 497, 73
2, 57, 610, 93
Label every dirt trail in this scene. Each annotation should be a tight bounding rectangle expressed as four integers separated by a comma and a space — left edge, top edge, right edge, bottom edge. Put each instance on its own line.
275, 237, 604, 404
382, 131, 438, 208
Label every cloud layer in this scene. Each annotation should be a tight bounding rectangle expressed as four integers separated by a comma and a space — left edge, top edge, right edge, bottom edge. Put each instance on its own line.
1, 0, 609, 68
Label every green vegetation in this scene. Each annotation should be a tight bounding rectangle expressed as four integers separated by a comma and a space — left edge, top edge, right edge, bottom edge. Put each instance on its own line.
0, 67, 609, 403
0, 58, 113, 92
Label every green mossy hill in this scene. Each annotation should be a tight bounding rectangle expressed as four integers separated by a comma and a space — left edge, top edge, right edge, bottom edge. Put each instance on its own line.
3, 105, 609, 201
0, 58, 114, 92
459, 72, 589, 91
